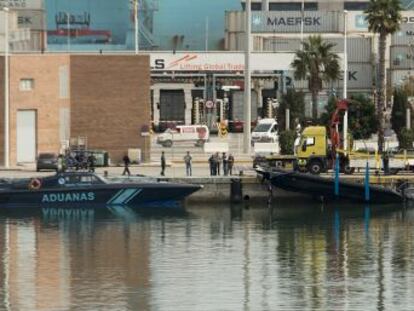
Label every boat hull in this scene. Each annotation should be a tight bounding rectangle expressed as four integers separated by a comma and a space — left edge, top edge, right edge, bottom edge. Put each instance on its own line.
0, 183, 201, 208
261, 169, 403, 204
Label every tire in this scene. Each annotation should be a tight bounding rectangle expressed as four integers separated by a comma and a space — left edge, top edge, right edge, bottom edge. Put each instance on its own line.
389, 168, 399, 175
308, 160, 323, 175
196, 139, 205, 147
344, 165, 355, 175
163, 140, 173, 148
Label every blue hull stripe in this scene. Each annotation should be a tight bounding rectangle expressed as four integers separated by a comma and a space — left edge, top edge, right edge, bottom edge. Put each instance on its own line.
110, 189, 140, 205
124, 189, 142, 204
107, 189, 125, 205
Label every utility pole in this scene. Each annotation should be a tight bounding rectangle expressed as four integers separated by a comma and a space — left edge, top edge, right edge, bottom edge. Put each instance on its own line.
343, 10, 348, 152
66, 12, 70, 52
3, 7, 10, 168
300, 0, 305, 48
205, 16, 209, 51
243, 0, 252, 154
135, 0, 139, 54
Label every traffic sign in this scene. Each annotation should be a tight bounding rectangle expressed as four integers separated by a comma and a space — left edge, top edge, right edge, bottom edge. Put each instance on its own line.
205, 100, 214, 109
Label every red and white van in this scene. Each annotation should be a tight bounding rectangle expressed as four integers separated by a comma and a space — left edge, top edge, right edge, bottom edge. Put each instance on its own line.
156, 125, 209, 147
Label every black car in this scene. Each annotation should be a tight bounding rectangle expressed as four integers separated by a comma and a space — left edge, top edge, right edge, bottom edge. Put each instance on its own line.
36, 153, 58, 172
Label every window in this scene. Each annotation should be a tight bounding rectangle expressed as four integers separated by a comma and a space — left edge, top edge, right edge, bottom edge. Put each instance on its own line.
19, 79, 34, 91
59, 65, 69, 99
344, 2, 369, 10
241, 2, 262, 11
268, 2, 318, 11
305, 137, 315, 146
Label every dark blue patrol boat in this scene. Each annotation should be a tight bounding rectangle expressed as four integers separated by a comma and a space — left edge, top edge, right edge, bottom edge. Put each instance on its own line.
0, 172, 201, 207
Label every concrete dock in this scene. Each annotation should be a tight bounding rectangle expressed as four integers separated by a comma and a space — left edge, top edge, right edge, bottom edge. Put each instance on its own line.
2, 163, 414, 204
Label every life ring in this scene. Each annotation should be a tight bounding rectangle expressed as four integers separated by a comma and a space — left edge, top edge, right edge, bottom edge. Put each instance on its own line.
29, 178, 42, 190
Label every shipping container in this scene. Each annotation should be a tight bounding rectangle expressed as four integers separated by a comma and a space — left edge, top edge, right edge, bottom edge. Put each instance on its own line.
16, 9, 46, 30
390, 46, 414, 69
27, 29, 46, 51
226, 10, 245, 33
389, 69, 414, 87
282, 62, 373, 91
0, 0, 43, 9
261, 37, 372, 62
392, 23, 414, 46
226, 11, 344, 34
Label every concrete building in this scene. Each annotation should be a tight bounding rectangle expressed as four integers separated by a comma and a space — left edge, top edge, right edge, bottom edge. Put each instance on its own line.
0, 54, 150, 166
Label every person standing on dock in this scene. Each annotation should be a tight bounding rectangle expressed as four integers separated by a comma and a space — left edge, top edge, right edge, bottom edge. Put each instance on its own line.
228, 154, 234, 175
88, 153, 96, 173
215, 152, 221, 176
184, 151, 192, 176
122, 154, 131, 176
208, 154, 215, 176
161, 151, 166, 176
222, 152, 228, 176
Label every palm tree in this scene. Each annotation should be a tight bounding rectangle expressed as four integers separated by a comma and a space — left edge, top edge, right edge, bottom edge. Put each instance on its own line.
291, 35, 341, 120
365, 0, 402, 152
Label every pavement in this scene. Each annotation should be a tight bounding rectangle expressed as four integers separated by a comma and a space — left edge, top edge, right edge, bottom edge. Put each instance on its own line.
0, 162, 255, 179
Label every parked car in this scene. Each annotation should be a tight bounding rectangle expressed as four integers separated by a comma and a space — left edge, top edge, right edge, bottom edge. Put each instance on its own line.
36, 153, 58, 172
156, 125, 209, 147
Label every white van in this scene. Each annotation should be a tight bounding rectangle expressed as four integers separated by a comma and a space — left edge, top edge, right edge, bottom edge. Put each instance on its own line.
251, 118, 278, 145
156, 125, 209, 147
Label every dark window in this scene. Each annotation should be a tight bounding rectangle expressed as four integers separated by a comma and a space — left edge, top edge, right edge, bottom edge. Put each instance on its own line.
344, 2, 369, 10
269, 2, 301, 11
38, 153, 57, 160
269, 2, 318, 11
241, 2, 262, 11
304, 2, 318, 11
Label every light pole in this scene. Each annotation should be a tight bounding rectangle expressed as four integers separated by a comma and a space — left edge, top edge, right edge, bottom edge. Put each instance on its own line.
343, 10, 348, 152
134, 0, 139, 54
243, 0, 251, 154
300, 0, 305, 48
66, 12, 70, 52
3, 7, 10, 168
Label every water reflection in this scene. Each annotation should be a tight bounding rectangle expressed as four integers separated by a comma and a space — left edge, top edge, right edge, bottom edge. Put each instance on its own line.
0, 202, 413, 310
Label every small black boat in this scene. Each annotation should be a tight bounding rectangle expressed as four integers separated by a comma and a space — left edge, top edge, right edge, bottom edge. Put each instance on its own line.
256, 167, 403, 204
0, 172, 201, 208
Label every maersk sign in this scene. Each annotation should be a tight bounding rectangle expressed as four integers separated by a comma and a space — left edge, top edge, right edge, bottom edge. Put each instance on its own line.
252, 11, 343, 33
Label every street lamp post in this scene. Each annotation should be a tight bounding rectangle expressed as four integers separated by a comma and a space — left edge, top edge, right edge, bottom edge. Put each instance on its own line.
134, 0, 139, 54
3, 7, 10, 168
343, 10, 348, 152
300, 0, 305, 48
243, 0, 252, 154
66, 12, 70, 52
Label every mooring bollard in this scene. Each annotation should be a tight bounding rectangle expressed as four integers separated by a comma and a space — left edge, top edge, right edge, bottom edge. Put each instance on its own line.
230, 178, 242, 203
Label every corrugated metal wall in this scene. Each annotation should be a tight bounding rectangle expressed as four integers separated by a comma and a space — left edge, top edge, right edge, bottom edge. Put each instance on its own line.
226, 11, 344, 34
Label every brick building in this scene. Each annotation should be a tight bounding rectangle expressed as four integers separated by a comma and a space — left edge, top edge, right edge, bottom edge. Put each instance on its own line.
0, 54, 150, 166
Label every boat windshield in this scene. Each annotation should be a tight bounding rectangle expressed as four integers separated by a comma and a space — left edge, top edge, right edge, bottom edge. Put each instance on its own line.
59, 174, 107, 185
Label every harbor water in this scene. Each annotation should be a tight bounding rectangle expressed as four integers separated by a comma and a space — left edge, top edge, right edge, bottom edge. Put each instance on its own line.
1, 201, 414, 310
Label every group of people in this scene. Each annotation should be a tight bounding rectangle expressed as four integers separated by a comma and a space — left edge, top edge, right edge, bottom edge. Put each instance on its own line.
208, 152, 234, 176
121, 151, 235, 177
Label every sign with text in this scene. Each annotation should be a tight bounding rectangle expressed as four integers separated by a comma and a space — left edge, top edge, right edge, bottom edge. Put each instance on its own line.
251, 11, 343, 33
150, 52, 344, 72
0, 0, 42, 9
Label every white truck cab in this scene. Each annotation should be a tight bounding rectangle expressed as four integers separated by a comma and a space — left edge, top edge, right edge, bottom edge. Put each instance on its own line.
251, 118, 278, 145
157, 125, 209, 147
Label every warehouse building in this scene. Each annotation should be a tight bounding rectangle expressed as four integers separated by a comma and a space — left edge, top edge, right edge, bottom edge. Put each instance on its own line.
0, 54, 150, 166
